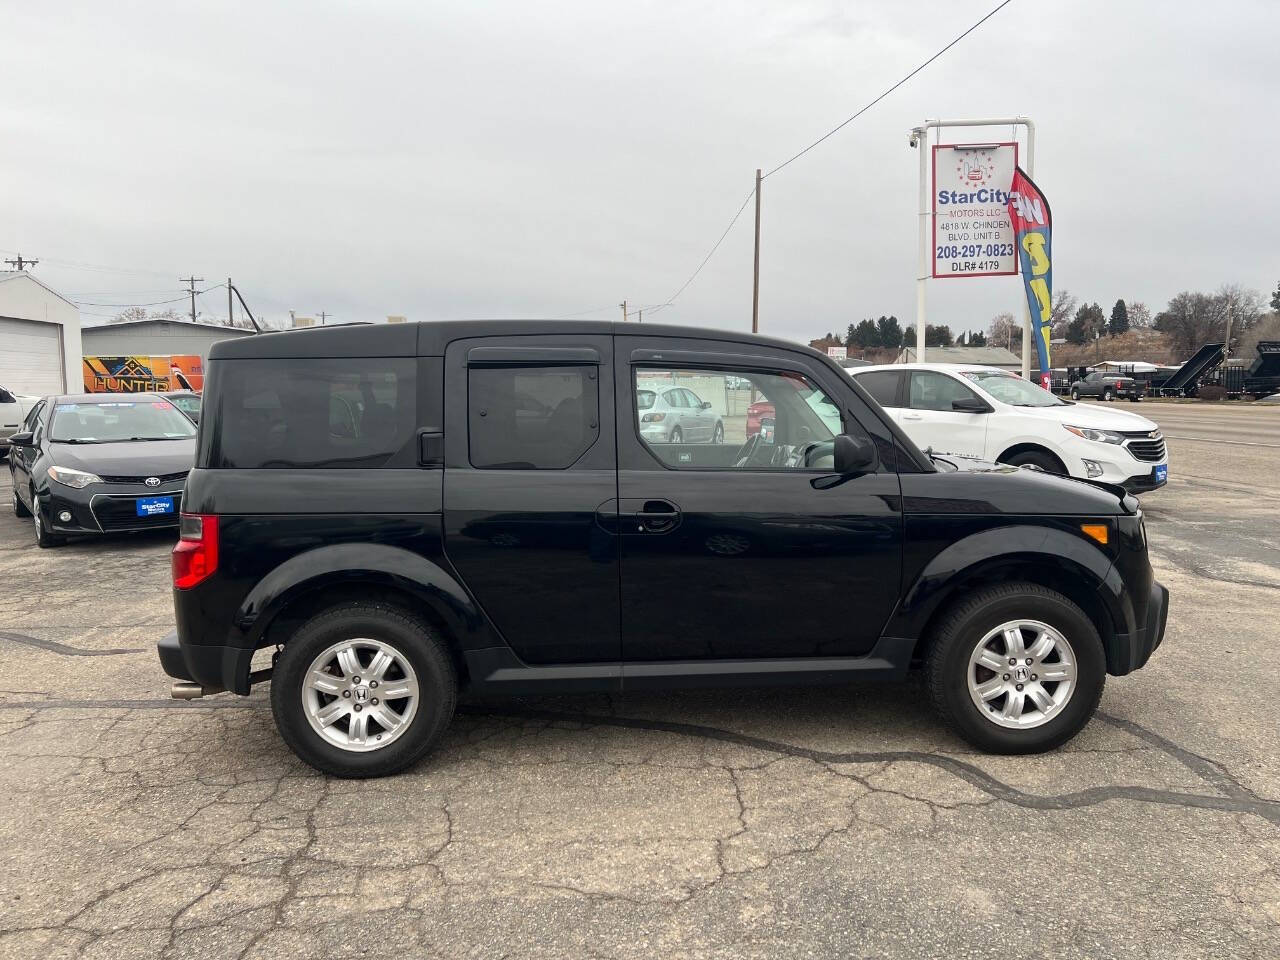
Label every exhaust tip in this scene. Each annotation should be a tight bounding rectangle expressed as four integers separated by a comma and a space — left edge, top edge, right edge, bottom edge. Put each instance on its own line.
171, 681, 213, 700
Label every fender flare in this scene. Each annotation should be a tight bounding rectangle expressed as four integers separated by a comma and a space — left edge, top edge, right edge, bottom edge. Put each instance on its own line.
886, 525, 1133, 644
229, 542, 490, 657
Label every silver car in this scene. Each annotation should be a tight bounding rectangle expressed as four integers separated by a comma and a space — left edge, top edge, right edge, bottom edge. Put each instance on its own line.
637, 386, 724, 444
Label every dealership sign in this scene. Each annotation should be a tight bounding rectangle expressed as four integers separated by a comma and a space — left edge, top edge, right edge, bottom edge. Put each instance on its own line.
826, 346, 847, 360
932, 142, 1018, 278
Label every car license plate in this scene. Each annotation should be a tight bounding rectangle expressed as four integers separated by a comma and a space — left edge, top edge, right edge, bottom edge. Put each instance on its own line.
1153, 464, 1168, 484
136, 496, 175, 517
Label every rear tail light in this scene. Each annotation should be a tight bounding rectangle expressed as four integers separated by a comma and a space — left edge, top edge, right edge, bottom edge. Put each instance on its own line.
641, 412, 666, 422
173, 513, 218, 589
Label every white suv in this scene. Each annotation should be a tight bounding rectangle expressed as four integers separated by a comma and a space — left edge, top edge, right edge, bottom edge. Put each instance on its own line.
849, 363, 1168, 494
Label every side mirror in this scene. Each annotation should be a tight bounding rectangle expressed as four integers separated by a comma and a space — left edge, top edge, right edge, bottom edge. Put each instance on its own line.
700, 400, 712, 409
8, 431, 33, 447
0, 389, 15, 404
952, 397, 993, 413
833, 433, 878, 474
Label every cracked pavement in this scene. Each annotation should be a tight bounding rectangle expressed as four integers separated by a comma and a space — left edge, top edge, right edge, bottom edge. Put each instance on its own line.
1, 403, 1278, 958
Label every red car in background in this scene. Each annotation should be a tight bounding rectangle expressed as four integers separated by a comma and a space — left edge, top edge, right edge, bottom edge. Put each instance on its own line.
745, 400, 774, 437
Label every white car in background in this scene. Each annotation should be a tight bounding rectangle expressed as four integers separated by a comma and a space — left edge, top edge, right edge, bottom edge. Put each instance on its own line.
0, 385, 41, 459
848, 363, 1169, 494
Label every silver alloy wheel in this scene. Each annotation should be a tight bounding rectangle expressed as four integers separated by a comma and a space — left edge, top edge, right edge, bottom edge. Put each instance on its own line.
302, 638, 420, 752
966, 619, 1077, 729
32, 506, 42, 540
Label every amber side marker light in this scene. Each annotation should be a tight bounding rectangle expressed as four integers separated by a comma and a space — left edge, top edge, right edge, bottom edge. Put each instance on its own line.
1080, 523, 1109, 546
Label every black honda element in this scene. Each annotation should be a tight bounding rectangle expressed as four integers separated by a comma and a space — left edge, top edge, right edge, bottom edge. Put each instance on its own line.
159, 321, 1168, 777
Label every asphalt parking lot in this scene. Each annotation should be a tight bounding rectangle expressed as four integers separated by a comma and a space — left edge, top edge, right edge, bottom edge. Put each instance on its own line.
2, 402, 1278, 959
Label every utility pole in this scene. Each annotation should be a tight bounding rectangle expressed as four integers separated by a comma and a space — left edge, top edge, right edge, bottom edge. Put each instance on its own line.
1223, 296, 1234, 362
3, 255, 37, 271
319, 311, 331, 325
180, 276, 203, 323
751, 169, 762, 335
637, 309, 642, 323
620, 300, 628, 322
227, 278, 235, 328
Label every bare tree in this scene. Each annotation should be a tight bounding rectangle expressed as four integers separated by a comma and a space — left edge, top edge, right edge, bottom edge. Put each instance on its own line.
1128, 301, 1153, 328
1050, 288, 1077, 338
987, 311, 1018, 350
110, 306, 149, 324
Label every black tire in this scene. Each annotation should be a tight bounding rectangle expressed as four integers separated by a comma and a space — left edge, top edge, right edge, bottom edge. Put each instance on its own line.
32, 496, 62, 548
270, 602, 457, 778
13, 486, 30, 518
670, 426, 683, 444
1070, 388, 1080, 400
925, 583, 1106, 753
998, 448, 1066, 474
1102, 388, 1114, 401
711, 422, 724, 444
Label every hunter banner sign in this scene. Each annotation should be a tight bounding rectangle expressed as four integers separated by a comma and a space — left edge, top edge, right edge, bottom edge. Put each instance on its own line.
931, 142, 1018, 278
1007, 166, 1054, 390
82, 355, 204, 393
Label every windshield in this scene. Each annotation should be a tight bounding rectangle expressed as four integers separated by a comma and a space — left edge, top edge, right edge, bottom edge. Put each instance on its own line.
962, 371, 1065, 407
50, 400, 197, 442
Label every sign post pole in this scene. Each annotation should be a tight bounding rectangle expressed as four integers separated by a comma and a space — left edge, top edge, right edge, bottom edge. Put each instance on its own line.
910, 117, 1036, 372
913, 125, 929, 363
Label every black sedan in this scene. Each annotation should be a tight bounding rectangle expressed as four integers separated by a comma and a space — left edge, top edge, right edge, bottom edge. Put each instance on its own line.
8, 394, 196, 547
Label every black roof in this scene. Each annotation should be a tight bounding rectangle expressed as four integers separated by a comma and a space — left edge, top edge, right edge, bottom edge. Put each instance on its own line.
207, 320, 825, 361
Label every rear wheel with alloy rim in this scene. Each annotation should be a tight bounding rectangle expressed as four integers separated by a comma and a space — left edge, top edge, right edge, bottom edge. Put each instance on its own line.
1070, 388, 1080, 400
1102, 388, 1114, 401
271, 602, 456, 777
925, 583, 1105, 753
670, 426, 683, 444
712, 422, 724, 444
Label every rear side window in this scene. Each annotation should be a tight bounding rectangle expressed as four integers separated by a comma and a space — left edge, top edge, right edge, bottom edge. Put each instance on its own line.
207, 358, 416, 468
469, 365, 598, 469
853, 370, 902, 408
908, 371, 981, 412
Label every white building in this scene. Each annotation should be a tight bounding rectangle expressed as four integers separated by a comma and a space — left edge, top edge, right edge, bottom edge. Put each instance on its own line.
80, 318, 254, 360
0, 271, 83, 394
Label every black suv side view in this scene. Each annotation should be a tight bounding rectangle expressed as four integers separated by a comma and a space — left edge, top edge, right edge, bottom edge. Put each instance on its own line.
159, 321, 1168, 777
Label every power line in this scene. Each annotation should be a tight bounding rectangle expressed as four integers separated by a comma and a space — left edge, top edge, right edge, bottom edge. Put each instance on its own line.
650, 189, 757, 317
73, 282, 225, 309
645, 0, 1016, 315
763, 0, 1016, 178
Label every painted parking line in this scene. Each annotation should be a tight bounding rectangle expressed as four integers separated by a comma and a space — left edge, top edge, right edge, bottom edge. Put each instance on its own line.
1165, 435, 1280, 448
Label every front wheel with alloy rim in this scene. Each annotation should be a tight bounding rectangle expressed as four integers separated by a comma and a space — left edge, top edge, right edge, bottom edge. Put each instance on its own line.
1070, 388, 1080, 400
270, 602, 457, 777
711, 422, 724, 444
925, 583, 1105, 753
13, 487, 30, 518
32, 497, 62, 548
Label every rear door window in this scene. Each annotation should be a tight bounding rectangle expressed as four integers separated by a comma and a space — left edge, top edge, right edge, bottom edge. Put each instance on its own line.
208, 358, 416, 468
853, 370, 903, 408
468, 366, 599, 469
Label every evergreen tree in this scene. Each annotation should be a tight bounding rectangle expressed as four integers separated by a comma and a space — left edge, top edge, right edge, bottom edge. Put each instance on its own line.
875, 315, 903, 349
1108, 299, 1130, 336
851, 318, 880, 347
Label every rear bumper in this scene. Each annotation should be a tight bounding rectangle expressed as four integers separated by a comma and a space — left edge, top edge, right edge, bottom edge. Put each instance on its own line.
1108, 580, 1169, 675
158, 629, 254, 694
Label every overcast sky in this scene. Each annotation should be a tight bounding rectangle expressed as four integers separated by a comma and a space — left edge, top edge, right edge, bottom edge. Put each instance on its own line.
2, 0, 1277, 342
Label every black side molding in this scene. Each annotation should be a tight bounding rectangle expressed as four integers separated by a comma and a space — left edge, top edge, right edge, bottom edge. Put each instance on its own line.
462, 636, 916, 697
